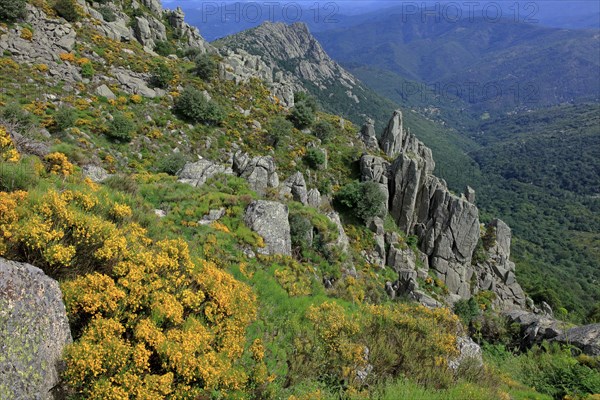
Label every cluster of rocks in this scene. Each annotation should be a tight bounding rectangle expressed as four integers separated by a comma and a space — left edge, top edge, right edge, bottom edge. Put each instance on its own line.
359, 109, 530, 310
504, 309, 600, 356
176, 153, 343, 259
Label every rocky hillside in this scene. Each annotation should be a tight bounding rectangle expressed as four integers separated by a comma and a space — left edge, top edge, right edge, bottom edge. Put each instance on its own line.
1, 0, 599, 399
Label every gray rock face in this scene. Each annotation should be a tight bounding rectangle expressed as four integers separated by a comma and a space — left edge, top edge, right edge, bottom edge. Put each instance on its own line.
113, 67, 162, 98
82, 165, 110, 183
133, 16, 167, 51
233, 151, 279, 196
95, 84, 116, 100
464, 186, 476, 203
474, 219, 528, 310
359, 109, 528, 306
216, 21, 360, 107
0, 257, 72, 399
449, 335, 483, 372
280, 172, 308, 205
360, 118, 379, 150
379, 109, 404, 157
360, 155, 390, 209
555, 324, 600, 356
504, 310, 564, 347
244, 201, 291, 256
177, 159, 233, 187
307, 188, 321, 208
326, 212, 350, 254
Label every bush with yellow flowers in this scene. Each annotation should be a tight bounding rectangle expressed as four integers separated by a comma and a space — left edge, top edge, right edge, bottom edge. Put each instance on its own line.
44, 152, 74, 176
0, 125, 19, 162
286, 300, 463, 394
0, 181, 259, 398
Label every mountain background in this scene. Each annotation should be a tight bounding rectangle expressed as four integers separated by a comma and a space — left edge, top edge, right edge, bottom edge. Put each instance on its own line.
184, 0, 600, 319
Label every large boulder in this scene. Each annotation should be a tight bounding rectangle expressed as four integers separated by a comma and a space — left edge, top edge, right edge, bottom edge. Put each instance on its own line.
280, 172, 308, 205
233, 151, 279, 196
244, 201, 291, 256
177, 159, 232, 187
554, 324, 600, 356
0, 258, 72, 399
360, 118, 379, 150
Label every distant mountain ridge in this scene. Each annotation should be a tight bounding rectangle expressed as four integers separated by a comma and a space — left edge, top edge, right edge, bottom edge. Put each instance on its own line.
314, 13, 600, 113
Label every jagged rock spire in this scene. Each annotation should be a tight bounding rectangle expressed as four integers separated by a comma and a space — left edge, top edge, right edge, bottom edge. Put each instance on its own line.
379, 109, 404, 157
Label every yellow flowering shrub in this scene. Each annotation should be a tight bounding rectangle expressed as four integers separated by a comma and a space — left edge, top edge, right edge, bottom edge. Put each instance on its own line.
130, 94, 143, 104
44, 152, 74, 176
20, 27, 33, 41
0, 182, 259, 397
60, 52, 76, 63
0, 125, 19, 162
291, 300, 463, 391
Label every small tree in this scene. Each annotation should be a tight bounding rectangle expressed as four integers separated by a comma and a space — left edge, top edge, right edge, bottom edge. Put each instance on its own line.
0, 0, 26, 22
288, 101, 315, 130
335, 180, 386, 222
194, 54, 218, 80
154, 41, 176, 57
156, 152, 187, 175
150, 63, 173, 89
303, 148, 326, 170
312, 120, 335, 143
173, 87, 223, 125
53, 0, 81, 22
266, 116, 294, 148
106, 112, 135, 142
53, 107, 77, 132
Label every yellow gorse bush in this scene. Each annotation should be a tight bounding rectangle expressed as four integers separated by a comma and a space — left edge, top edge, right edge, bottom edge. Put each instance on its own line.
44, 152, 74, 176
0, 125, 20, 162
0, 183, 258, 397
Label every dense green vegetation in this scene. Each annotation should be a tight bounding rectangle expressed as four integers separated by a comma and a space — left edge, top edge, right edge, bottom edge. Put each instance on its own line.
471, 104, 600, 320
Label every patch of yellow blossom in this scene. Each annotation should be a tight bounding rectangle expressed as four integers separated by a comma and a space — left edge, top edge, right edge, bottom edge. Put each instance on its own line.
210, 221, 230, 233
0, 125, 19, 162
20, 27, 33, 41
44, 152, 74, 176
1, 179, 261, 397
130, 94, 142, 104
109, 203, 132, 221
59, 52, 76, 63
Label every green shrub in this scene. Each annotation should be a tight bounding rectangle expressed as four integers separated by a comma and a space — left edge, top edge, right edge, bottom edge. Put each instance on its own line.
103, 174, 139, 195
453, 297, 481, 326
335, 180, 386, 222
173, 87, 224, 125
266, 115, 294, 148
0, 0, 26, 22
303, 148, 325, 169
156, 152, 187, 175
1, 103, 33, 127
53, 107, 77, 132
289, 101, 315, 130
193, 53, 218, 80
0, 158, 39, 192
98, 5, 116, 22
153, 40, 176, 57
312, 120, 335, 143
106, 112, 135, 142
518, 343, 600, 398
289, 212, 313, 249
150, 63, 173, 89
53, 0, 81, 22
80, 62, 94, 79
